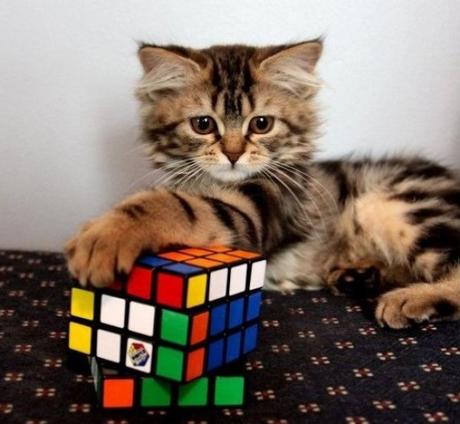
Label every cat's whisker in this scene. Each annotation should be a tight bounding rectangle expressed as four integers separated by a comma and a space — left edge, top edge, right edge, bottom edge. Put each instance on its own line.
270, 165, 329, 236
173, 164, 204, 191
262, 166, 320, 240
271, 160, 339, 214
155, 162, 199, 188
127, 158, 196, 191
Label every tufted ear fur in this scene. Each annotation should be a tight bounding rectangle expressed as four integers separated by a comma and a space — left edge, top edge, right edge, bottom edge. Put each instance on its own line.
137, 45, 205, 97
256, 40, 322, 96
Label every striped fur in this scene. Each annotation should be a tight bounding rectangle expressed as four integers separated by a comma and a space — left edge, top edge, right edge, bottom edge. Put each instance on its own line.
65, 41, 460, 329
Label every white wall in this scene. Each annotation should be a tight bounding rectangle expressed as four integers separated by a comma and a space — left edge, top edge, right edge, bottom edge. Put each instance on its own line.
1, 0, 459, 251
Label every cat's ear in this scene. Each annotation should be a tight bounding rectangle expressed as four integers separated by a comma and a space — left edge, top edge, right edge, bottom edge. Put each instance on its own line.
137, 45, 205, 94
255, 40, 322, 96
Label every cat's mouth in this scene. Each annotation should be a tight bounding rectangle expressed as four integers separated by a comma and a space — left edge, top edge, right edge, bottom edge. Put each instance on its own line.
206, 163, 258, 182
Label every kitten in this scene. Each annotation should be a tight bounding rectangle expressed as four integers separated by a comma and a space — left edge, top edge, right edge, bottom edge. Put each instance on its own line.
65, 40, 460, 329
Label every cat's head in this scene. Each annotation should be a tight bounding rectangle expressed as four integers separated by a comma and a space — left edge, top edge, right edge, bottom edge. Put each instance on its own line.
136, 41, 322, 184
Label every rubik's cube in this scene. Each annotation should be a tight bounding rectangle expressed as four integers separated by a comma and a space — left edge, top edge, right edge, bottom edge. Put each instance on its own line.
68, 246, 266, 408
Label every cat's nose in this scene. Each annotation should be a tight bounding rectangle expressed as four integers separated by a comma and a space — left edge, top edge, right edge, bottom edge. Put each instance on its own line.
224, 151, 243, 165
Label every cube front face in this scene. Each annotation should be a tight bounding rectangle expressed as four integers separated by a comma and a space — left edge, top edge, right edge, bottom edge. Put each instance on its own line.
69, 247, 265, 382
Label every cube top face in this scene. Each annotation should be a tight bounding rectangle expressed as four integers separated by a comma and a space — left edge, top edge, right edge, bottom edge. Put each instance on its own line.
69, 246, 265, 382
80, 246, 265, 311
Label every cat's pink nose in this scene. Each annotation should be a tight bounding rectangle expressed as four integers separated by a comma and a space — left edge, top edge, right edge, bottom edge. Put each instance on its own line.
224, 151, 243, 165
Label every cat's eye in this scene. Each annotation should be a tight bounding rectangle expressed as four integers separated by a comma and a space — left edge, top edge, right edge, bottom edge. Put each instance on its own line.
249, 116, 274, 134
190, 116, 217, 135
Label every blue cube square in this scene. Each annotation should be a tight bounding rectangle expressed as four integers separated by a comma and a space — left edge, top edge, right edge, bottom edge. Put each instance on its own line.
243, 324, 258, 354
137, 255, 172, 268
228, 298, 244, 329
210, 303, 227, 336
246, 292, 262, 321
207, 338, 224, 371
225, 332, 242, 363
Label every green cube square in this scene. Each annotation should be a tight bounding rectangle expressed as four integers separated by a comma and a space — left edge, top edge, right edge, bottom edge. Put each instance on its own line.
156, 346, 184, 381
214, 376, 245, 406
178, 377, 209, 406
160, 310, 189, 346
141, 377, 172, 407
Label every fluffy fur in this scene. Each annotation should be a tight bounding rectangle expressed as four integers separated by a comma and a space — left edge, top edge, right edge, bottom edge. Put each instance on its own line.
65, 40, 460, 329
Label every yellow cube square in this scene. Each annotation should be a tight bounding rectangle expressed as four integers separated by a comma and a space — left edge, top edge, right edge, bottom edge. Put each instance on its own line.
70, 288, 95, 320
68, 322, 92, 354
186, 274, 207, 308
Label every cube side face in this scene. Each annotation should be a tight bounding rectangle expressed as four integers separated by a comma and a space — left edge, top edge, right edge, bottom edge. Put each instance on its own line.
214, 376, 245, 406
141, 378, 172, 407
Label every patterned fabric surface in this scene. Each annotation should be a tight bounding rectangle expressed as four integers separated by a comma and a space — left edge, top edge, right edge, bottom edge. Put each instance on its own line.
1, 250, 460, 424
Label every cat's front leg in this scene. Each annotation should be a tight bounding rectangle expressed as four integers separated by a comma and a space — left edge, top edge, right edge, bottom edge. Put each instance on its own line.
375, 269, 460, 329
65, 189, 261, 287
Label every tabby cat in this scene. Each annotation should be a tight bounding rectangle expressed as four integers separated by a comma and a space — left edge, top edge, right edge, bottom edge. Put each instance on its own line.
65, 40, 460, 329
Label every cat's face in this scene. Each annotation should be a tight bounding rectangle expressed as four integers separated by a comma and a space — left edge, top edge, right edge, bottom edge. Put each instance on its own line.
136, 41, 322, 184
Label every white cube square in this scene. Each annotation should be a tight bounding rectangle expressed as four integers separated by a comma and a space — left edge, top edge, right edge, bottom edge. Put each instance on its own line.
128, 301, 155, 336
229, 264, 248, 295
99, 294, 126, 328
208, 268, 228, 301
96, 329, 121, 363
125, 337, 153, 373
250, 260, 267, 290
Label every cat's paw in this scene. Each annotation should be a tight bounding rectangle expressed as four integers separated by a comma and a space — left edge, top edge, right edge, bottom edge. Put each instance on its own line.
64, 213, 149, 287
375, 285, 459, 329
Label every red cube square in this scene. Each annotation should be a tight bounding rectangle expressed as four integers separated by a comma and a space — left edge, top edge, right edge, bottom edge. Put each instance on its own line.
185, 347, 205, 381
156, 272, 184, 308
126, 266, 153, 300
